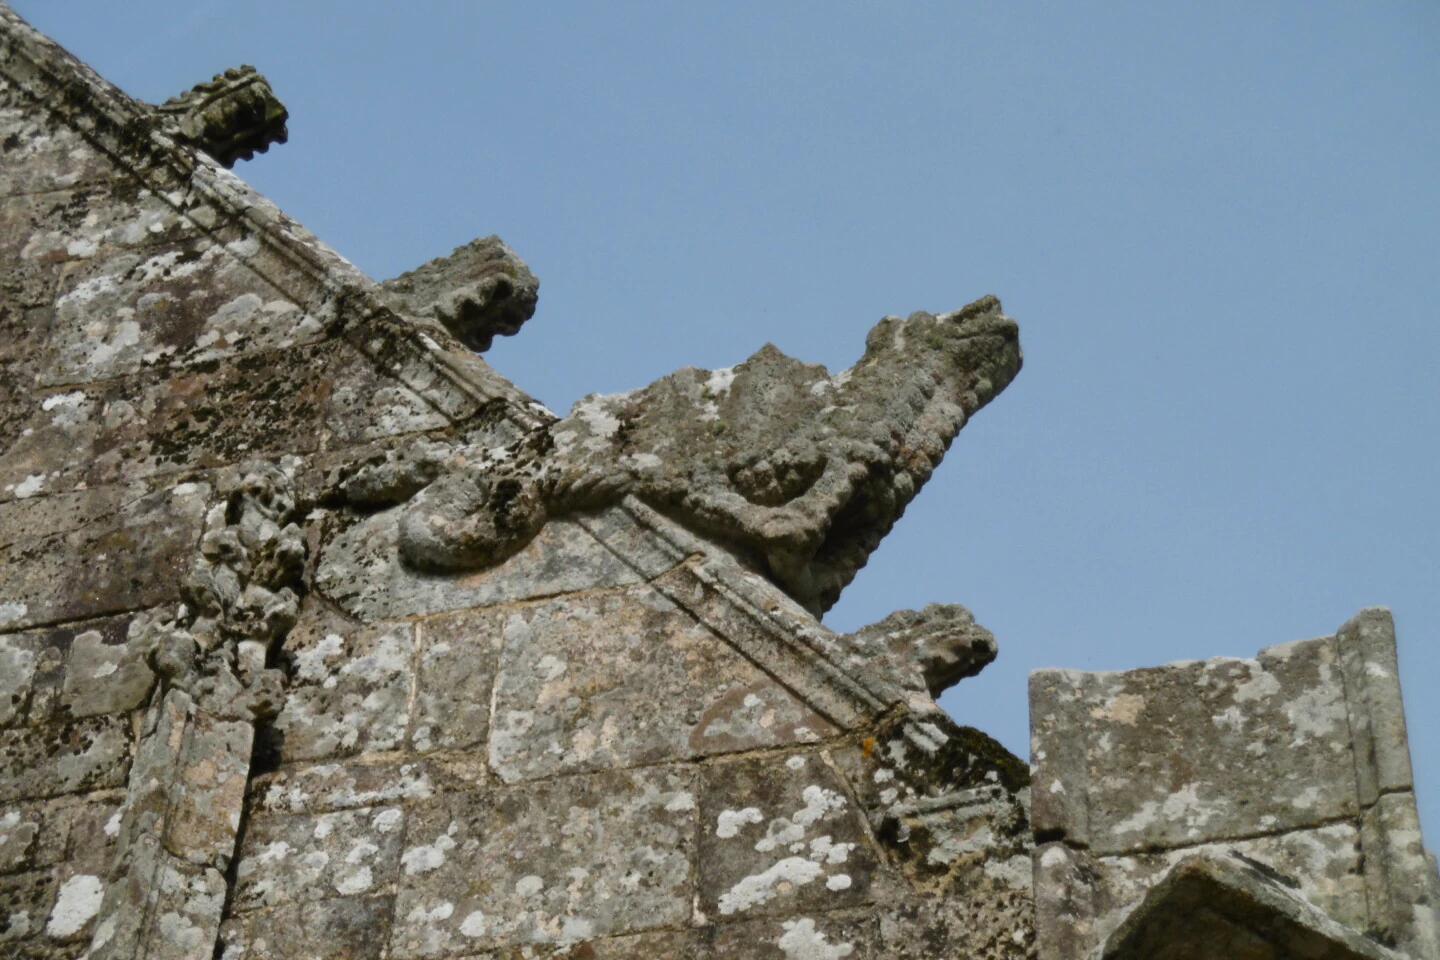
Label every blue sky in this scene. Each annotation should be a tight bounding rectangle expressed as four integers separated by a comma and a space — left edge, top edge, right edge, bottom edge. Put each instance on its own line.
18, 2, 1438, 845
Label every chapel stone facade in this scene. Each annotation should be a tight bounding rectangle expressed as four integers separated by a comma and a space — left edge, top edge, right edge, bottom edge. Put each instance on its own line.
0, 6, 1435, 959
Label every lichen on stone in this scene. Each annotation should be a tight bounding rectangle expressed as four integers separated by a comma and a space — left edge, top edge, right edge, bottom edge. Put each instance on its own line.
153, 66, 288, 167
394, 294, 1022, 614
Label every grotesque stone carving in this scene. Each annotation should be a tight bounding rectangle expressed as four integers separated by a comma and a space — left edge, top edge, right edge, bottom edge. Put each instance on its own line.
380, 235, 541, 352
394, 294, 1021, 613
831, 603, 998, 701
88, 464, 307, 960
153, 65, 289, 167
141, 461, 307, 721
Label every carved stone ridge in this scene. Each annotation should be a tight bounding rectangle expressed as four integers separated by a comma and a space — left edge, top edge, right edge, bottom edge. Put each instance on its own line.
390, 294, 1022, 614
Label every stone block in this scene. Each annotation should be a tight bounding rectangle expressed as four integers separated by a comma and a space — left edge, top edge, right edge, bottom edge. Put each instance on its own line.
0, 804, 43, 873
0, 257, 57, 314
391, 767, 696, 956
54, 793, 122, 877
160, 708, 252, 868
1336, 609, 1414, 803
316, 509, 643, 623
1030, 609, 1439, 960
649, 558, 884, 732
0, 481, 149, 550
89, 684, 253, 958
0, 716, 130, 804
411, 606, 503, 755
0, 482, 208, 630
1034, 823, 1372, 955
697, 752, 886, 924
488, 586, 835, 784
218, 895, 394, 960
0, 180, 220, 288
60, 621, 155, 718
489, 930, 699, 959
232, 805, 406, 912
1360, 791, 1440, 959
0, 630, 40, 726
0, 302, 54, 401
270, 600, 415, 763
42, 229, 329, 388
0, 340, 444, 500
0, 868, 58, 949
1031, 636, 1358, 856
0, 793, 119, 878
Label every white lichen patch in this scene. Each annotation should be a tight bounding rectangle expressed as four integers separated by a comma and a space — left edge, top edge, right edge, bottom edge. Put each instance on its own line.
1040, 845, 1070, 869
716, 807, 765, 839
1212, 705, 1246, 732
664, 791, 696, 812
0, 636, 37, 724
334, 864, 372, 895
372, 808, 403, 833
777, 917, 855, 959
1232, 666, 1281, 703
716, 783, 860, 915
11, 474, 46, 499
459, 909, 488, 938
1109, 783, 1225, 841
402, 831, 457, 875
294, 634, 347, 683
718, 856, 824, 915
41, 391, 86, 412
1283, 667, 1344, 745
46, 873, 104, 938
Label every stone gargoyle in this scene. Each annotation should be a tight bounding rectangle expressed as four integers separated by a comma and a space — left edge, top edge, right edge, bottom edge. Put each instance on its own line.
152, 65, 289, 167
376, 294, 1020, 615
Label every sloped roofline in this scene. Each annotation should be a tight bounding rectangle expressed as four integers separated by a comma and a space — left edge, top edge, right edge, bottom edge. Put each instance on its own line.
0, 0, 548, 434
0, 1, 946, 736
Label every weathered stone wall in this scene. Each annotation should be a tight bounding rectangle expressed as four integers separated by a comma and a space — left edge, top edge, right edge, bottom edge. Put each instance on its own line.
0, 7, 528, 955
0, 7, 1038, 958
8, 6, 1434, 959
222, 498, 1037, 959
1030, 608, 1440, 960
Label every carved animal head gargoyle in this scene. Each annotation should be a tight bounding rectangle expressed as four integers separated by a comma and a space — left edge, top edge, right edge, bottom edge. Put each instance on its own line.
397, 294, 1021, 614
